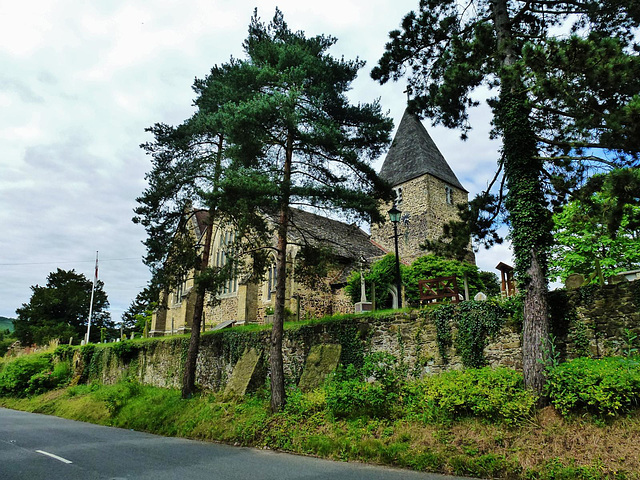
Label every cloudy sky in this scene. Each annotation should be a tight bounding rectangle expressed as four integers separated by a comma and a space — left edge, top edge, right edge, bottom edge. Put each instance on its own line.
0, 0, 512, 322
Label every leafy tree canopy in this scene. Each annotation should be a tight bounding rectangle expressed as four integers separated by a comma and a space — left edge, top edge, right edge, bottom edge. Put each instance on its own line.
347, 254, 500, 306
14, 269, 112, 346
550, 168, 640, 282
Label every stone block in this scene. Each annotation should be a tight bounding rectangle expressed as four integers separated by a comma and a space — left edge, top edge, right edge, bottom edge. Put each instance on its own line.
224, 348, 264, 398
298, 344, 342, 392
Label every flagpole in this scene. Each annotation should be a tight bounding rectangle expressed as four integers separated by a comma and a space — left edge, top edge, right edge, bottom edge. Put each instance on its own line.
85, 251, 98, 344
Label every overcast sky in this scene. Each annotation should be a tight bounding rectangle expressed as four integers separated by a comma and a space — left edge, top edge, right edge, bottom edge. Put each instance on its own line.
0, 0, 512, 321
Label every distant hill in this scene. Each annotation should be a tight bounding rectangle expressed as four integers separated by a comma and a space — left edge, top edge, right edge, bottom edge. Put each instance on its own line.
0, 316, 15, 332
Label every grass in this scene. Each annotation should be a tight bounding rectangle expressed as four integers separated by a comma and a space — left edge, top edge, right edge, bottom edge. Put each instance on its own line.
1, 382, 639, 479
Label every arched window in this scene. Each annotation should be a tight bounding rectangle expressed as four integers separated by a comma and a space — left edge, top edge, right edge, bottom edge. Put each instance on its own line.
445, 185, 453, 205
215, 229, 238, 295
393, 186, 403, 205
267, 258, 277, 300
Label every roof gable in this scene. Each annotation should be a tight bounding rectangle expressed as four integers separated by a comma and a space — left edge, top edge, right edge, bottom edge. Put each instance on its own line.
379, 109, 466, 192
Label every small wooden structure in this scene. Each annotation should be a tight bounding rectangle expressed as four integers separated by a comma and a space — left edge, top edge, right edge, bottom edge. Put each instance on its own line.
496, 262, 516, 297
419, 276, 460, 304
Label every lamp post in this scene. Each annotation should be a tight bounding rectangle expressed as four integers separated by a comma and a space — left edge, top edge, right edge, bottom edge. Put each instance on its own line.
388, 206, 402, 309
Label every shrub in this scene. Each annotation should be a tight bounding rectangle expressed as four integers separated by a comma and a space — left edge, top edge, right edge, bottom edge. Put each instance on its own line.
27, 361, 72, 395
0, 354, 51, 397
546, 356, 640, 416
325, 354, 406, 419
53, 344, 74, 361
403, 367, 536, 425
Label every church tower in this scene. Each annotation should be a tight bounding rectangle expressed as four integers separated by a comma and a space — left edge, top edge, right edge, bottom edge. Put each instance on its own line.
370, 108, 469, 264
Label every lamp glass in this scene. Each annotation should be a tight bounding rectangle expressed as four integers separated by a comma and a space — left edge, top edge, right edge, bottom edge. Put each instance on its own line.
388, 205, 401, 223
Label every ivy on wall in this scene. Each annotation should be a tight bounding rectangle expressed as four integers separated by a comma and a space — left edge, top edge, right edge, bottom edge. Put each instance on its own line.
430, 301, 507, 368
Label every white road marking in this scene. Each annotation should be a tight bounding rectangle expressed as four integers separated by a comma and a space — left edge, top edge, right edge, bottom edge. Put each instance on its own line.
35, 450, 73, 464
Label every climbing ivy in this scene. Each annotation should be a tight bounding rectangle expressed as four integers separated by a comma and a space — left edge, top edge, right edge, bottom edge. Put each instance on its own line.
430, 305, 454, 363
430, 301, 506, 368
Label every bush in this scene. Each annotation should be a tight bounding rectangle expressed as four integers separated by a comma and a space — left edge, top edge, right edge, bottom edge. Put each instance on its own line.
325, 354, 407, 419
0, 354, 51, 397
27, 361, 72, 395
546, 356, 640, 417
403, 367, 536, 425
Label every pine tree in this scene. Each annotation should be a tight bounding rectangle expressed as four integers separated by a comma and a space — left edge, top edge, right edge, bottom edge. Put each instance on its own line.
215, 9, 394, 411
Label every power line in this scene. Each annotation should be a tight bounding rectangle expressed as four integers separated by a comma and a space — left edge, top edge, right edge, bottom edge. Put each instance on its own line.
0, 257, 142, 266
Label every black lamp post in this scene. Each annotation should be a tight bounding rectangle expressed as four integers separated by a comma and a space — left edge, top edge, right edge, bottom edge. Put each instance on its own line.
388, 206, 402, 309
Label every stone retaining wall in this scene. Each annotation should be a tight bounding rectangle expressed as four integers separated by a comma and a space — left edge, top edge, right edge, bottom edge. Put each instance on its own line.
80, 282, 638, 391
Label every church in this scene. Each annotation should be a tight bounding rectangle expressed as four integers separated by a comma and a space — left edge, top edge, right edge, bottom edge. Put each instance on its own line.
150, 109, 468, 336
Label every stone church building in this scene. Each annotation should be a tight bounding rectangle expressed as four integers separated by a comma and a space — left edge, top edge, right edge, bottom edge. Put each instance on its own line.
150, 109, 468, 336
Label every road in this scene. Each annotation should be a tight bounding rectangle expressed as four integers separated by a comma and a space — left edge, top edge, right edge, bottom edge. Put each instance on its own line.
0, 408, 475, 480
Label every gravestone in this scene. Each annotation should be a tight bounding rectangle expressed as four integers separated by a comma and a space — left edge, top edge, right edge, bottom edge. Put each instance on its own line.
224, 348, 265, 398
298, 344, 342, 392
565, 273, 585, 290
474, 292, 487, 301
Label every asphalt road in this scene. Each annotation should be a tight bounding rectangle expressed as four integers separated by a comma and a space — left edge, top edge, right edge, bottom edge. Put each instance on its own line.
0, 408, 475, 480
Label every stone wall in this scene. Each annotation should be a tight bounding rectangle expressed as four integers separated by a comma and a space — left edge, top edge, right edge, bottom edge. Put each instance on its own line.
83, 282, 638, 391
551, 281, 640, 360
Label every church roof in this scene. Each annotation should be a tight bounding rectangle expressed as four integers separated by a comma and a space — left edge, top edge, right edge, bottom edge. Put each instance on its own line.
379, 109, 466, 192
287, 208, 385, 261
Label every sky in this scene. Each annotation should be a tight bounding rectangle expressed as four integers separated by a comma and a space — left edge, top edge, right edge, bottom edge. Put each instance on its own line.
0, 0, 513, 322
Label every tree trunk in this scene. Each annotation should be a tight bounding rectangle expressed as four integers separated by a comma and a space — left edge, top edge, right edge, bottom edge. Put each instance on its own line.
270, 133, 293, 412
492, 0, 552, 399
522, 250, 549, 401
181, 211, 214, 399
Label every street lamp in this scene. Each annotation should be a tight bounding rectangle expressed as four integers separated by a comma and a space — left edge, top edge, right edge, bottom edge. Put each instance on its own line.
388, 206, 402, 309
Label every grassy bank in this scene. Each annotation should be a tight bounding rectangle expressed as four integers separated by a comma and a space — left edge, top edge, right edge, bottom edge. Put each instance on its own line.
1, 374, 639, 479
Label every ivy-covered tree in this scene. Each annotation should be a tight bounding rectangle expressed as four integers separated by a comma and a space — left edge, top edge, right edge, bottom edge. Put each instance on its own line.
372, 0, 640, 397
216, 9, 394, 411
550, 169, 640, 282
14, 269, 112, 345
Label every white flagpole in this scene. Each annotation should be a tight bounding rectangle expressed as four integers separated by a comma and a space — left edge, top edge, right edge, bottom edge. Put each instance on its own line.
85, 251, 98, 344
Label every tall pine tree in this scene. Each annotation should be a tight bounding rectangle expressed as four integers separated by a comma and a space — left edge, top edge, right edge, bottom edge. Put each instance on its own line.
214, 9, 394, 411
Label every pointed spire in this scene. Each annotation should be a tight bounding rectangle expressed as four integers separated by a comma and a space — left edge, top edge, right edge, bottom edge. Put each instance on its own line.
379, 108, 466, 191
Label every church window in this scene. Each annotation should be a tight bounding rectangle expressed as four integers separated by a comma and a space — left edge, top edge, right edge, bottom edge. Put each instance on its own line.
215, 230, 238, 295
174, 276, 186, 304
445, 186, 453, 205
267, 259, 277, 300
393, 187, 403, 205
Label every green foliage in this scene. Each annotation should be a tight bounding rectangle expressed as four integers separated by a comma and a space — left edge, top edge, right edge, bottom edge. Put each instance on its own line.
325, 353, 407, 419
347, 254, 500, 307
121, 286, 159, 336
346, 254, 401, 305
96, 377, 142, 415
624, 329, 638, 358
13, 268, 112, 346
0, 329, 16, 357
0, 354, 52, 397
550, 169, 640, 283
53, 344, 75, 361
111, 341, 140, 362
26, 361, 72, 396
403, 367, 536, 425
430, 301, 506, 367
546, 356, 640, 417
